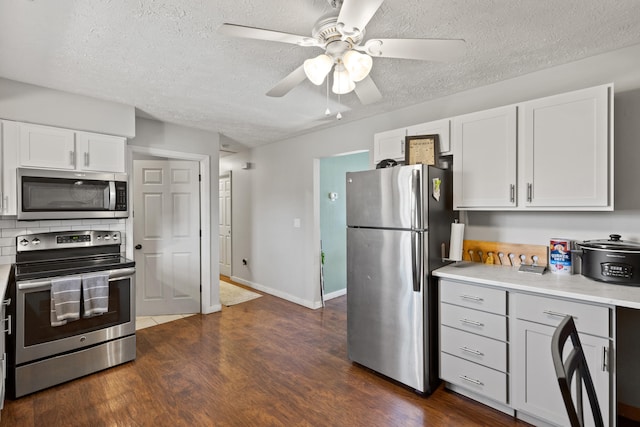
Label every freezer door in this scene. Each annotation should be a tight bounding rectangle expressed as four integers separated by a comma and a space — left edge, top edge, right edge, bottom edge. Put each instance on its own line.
347, 227, 426, 391
346, 164, 423, 230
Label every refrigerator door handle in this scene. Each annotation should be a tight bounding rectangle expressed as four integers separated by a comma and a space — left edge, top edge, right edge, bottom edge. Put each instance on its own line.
411, 168, 422, 230
411, 231, 423, 292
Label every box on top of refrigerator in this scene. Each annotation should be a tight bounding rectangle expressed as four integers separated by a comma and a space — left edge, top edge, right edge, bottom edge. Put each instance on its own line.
550, 238, 572, 274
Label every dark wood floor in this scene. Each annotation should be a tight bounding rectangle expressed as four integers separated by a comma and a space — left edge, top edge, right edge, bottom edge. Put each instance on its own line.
1, 286, 531, 426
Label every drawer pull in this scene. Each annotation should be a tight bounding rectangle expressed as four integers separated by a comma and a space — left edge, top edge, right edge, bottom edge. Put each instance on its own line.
460, 294, 484, 302
460, 318, 484, 327
459, 346, 484, 356
543, 310, 576, 320
459, 375, 484, 386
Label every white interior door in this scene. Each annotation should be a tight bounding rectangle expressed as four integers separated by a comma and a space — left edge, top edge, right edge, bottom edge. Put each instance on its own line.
134, 160, 201, 316
219, 174, 232, 276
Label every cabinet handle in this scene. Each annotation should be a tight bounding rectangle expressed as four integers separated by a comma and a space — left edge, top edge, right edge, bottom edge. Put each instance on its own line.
527, 183, 533, 202
0, 192, 4, 212
602, 347, 608, 371
460, 318, 484, 327
2, 314, 11, 335
3, 195, 7, 212
459, 375, 484, 386
460, 294, 484, 302
459, 346, 484, 356
510, 184, 515, 203
70, 151, 75, 166
84, 152, 89, 167
400, 139, 405, 154
543, 310, 576, 320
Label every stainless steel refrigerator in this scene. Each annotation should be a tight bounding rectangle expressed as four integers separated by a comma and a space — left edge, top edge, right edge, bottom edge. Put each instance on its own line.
346, 164, 454, 394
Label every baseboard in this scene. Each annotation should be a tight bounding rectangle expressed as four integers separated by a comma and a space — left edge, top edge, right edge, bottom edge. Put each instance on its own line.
323, 288, 346, 301
619, 402, 640, 422
230, 275, 323, 309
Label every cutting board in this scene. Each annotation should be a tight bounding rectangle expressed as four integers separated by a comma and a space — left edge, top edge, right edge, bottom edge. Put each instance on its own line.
462, 240, 549, 267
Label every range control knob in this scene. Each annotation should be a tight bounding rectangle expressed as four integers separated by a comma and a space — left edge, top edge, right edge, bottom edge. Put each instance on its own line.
112, 234, 119, 240
96, 235, 102, 240
104, 235, 111, 240
19, 238, 29, 246
32, 238, 41, 246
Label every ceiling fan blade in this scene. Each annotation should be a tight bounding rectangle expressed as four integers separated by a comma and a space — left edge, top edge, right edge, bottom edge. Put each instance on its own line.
354, 75, 382, 105
219, 23, 316, 46
266, 65, 308, 97
337, 0, 384, 33
361, 38, 466, 62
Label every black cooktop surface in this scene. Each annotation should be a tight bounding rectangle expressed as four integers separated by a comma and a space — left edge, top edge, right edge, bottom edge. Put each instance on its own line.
15, 255, 135, 281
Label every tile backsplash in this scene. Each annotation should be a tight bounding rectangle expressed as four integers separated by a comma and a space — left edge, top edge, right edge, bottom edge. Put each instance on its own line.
0, 218, 126, 265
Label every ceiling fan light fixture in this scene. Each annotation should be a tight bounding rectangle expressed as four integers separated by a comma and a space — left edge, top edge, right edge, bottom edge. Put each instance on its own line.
342, 50, 372, 82
332, 63, 355, 95
303, 54, 334, 85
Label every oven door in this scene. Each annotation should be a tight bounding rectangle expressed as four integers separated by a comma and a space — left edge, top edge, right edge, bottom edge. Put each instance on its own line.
15, 267, 135, 365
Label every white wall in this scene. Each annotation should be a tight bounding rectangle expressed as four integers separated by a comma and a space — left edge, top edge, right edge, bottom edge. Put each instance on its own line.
222, 43, 640, 309
130, 118, 221, 313
0, 77, 135, 137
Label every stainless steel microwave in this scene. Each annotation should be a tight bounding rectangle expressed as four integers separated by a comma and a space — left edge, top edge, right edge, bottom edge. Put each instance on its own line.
17, 168, 128, 220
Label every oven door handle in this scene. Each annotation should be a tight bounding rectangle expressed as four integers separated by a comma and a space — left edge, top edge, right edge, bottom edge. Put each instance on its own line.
17, 267, 136, 290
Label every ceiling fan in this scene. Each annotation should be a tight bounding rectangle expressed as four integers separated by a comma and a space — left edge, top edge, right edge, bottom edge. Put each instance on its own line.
219, 0, 466, 105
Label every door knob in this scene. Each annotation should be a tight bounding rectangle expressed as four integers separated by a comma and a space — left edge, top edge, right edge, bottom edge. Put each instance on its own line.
135, 244, 142, 250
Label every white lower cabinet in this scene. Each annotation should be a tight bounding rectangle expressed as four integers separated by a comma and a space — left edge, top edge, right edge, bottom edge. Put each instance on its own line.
439, 280, 509, 406
512, 293, 611, 427
439, 279, 613, 426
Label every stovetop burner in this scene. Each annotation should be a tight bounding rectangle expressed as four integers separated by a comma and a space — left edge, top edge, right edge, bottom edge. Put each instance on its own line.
15, 255, 135, 281
14, 230, 135, 281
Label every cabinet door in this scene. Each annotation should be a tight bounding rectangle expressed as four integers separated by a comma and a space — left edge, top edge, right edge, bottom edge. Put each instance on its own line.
76, 132, 126, 173
453, 106, 517, 209
1, 120, 19, 215
513, 320, 610, 426
18, 123, 76, 170
373, 128, 406, 164
522, 85, 611, 208
407, 118, 452, 154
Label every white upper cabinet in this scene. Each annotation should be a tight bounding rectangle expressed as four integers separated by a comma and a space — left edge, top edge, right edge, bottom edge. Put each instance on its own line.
407, 118, 452, 155
76, 131, 126, 173
522, 85, 611, 208
373, 128, 406, 165
453, 106, 517, 209
373, 118, 453, 166
17, 122, 126, 173
0, 120, 19, 215
453, 83, 613, 211
19, 123, 76, 170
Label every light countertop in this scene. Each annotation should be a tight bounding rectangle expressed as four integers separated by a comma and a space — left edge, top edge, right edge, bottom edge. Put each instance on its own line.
434, 261, 640, 310
0, 264, 10, 301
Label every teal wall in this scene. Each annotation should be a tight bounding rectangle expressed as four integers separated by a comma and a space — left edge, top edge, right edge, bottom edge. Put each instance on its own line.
320, 152, 369, 294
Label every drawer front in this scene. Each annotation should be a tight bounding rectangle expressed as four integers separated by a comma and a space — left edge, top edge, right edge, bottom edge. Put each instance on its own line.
440, 325, 507, 372
441, 303, 507, 341
513, 293, 609, 337
440, 280, 507, 315
441, 352, 508, 404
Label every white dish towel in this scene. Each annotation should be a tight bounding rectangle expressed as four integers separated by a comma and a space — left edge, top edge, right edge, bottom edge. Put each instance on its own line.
82, 272, 110, 317
50, 275, 82, 326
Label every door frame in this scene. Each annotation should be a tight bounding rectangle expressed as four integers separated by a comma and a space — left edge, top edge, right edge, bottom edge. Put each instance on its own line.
127, 146, 212, 314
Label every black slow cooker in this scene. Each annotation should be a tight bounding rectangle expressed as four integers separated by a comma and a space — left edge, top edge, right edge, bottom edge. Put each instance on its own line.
577, 234, 640, 285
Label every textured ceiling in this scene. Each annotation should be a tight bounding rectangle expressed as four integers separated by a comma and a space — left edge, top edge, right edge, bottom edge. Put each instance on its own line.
1, 0, 640, 153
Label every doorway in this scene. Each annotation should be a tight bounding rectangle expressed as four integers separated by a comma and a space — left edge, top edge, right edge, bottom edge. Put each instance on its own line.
127, 145, 212, 317
319, 151, 369, 299
219, 173, 232, 277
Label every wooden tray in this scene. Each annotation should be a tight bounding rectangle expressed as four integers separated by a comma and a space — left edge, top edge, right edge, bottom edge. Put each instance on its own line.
462, 240, 548, 267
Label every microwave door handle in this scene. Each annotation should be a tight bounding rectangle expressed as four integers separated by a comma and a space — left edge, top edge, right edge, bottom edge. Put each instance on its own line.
108, 181, 116, 210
